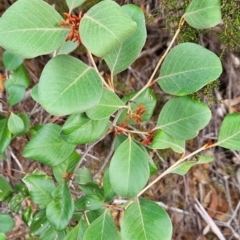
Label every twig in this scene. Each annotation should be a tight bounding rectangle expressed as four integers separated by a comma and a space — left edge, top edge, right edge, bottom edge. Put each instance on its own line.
194, 197, 226, 240
87, 50, 113, 90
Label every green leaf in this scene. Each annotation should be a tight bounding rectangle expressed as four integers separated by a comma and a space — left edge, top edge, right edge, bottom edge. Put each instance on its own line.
158, 43, 222, 96
7, 112, 25, 136
60, 113, 109, 144
17, 113, 30, 136
57, 40, 78, 55
169, 155, 213, 176
103, 167, 116, 202
9, 193, 25, 213
31, 84, 40, 103
83, 212, 118, 240
30, 209, 49, 236
64, 220, 88, 240
156, 96, 211, 140
22, 206, 33, 226
79, 0, 137, 57
76, 195, 104, 211
6, 64, 30, 88
0, 0, 69, 58
39, 225, 66, 240
121, 199, 172, 240
86, 88, 125, 120
217, 113, 240, 150
74, 167, 93, 185
22, 170, 55, 206
118, 88, 157, 124
0, 118, 11, 153
23, 124, 76, 166
46, 182, 74, 231
53, 151, 80, 184
183, 0, 222, 29
0, 233, 6, 240
109, 138, 149, 198
66, 0, 86, 12
3, 51, 23, 70
151, 130, 185, 153
0, 176, 12, 201
104, 4, 146, 75
0, 214, 15, 234
5, 85, 25, 106
38, 55, 103, 116
79, 182, 104, 199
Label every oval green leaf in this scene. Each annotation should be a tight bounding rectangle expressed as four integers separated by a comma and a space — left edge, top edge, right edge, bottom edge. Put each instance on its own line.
183, 0, 222, 29
83, 212, 118, 240
3, 51, 23, 70
121, 199, 172, 240
104, 4, 146, 75
38, 55, 103, 116
217, 113, 240, 150
0, 0, 69, 58
23, 124, 76, 166
158, 43, 222, 96
46, 182, 74, 231
30, 209, 49, 236
156, 96, 211, 140
64, 220, 88, 240
79, 0, 137, 57
109, 138, 149, 198
0, 214, 15, 234
23, 171, 55, 206
60, 113, 109, 144
7, 112, 24, 136
86, 88, 125, 120
151, 130, 185, 153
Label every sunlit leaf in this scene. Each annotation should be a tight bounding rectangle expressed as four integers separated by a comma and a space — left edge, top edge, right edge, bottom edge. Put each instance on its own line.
156, 97, 211, 140
183, 0, 222, 29
79, 0, 137, 57
0, 0, 69, 58
158, 43, 222, 96
121, 199, 172, 240
64, 219, 88, 240
38, 55, 103, 116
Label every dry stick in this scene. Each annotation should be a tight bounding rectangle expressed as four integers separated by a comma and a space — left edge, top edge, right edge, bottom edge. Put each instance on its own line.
87, 50, 113, 91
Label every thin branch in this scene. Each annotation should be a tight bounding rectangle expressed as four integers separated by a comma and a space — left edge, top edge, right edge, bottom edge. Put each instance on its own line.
130, 18, 185, 102
87, 50, 113, 90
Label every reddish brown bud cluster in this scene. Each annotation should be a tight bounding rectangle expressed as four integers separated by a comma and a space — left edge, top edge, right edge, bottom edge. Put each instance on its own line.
59, 12, 83, 45
141, 134, 154, 145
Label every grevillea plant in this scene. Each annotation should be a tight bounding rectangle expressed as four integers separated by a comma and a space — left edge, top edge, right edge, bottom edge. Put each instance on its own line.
0, 0, 238, 239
